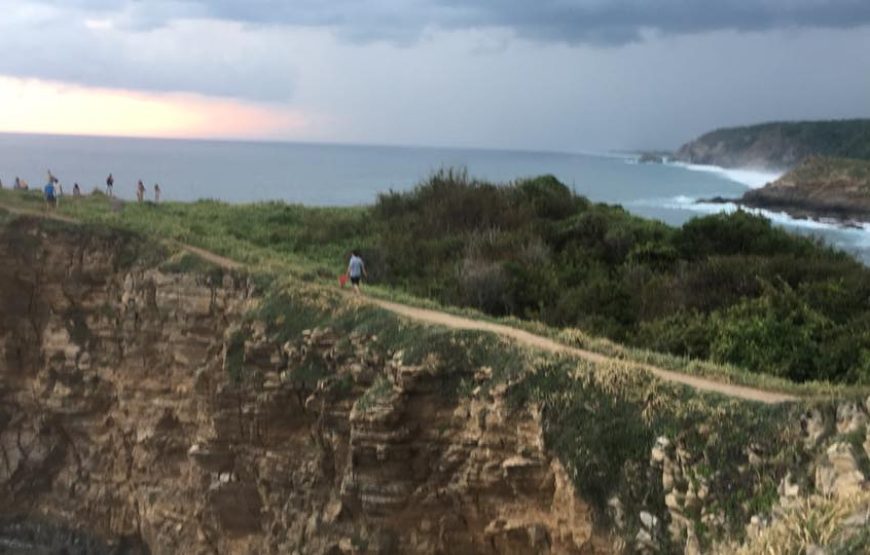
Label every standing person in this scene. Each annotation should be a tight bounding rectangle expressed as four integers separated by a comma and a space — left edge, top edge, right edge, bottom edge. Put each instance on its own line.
106, 173, 114, 197
73, 183, 81, 198
154, 183, 161, 203
44, 179, 56, 210
347, 250, 367, 295
136, 180, 145, 203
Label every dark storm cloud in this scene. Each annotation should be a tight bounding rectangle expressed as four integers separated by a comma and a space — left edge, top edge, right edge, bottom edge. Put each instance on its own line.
4, 0, 869, 145
433, 0, 870, 44
32, 0, 870, 44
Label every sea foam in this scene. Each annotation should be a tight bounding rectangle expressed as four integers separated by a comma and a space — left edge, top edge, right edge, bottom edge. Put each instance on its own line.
666, 161, 783, 189
665, 195, 870, 235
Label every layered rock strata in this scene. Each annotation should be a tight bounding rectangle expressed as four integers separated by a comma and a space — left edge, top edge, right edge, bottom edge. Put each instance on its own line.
0, 218, 608, 554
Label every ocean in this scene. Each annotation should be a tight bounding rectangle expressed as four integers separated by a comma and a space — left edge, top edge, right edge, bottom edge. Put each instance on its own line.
1, 132, 868, 263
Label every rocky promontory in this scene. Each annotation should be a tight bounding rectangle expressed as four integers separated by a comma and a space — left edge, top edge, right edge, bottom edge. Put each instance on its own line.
675, 119, 870, 170
738, 157, 870, 224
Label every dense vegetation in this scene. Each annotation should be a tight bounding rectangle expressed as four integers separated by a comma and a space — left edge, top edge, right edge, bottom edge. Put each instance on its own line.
677, 119, 870, 167
2, 171, 869, 385
362, 171, 870, 384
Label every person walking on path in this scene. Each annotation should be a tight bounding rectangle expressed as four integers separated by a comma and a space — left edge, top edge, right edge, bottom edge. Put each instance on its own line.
347, 250, 367, 295
154, 183, 161, 203
136, 180, 145, 203
106, 173, 114, 197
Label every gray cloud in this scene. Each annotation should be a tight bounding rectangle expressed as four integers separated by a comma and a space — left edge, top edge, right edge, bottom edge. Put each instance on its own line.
27, 0, 870, 44
0, 11, 297, 102
1, 1, 869, 152
5, 0, 868, 101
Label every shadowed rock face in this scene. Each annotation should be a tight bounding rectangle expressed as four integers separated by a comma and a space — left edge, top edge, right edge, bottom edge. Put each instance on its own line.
0, 218, 606, 554
0, 517, 148, 554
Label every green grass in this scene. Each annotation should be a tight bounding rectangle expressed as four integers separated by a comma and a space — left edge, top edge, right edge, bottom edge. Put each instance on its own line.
782, 156, 870, 193
1, 186, 868, 398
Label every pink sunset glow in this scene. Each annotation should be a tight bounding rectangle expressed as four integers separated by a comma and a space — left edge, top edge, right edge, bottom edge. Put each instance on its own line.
0, 76, 309, 140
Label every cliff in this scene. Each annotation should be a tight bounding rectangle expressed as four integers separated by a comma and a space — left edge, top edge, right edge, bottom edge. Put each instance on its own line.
0, 216, 608, 554
739, 157, 870, 223
2, 215, 869, 554
674, 119, 870, 170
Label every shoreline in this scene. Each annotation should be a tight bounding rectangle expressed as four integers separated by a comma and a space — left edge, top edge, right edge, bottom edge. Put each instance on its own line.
696, 195, 870, 230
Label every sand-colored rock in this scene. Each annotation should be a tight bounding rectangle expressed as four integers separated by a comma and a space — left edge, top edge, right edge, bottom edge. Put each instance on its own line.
0, 219, 609, 554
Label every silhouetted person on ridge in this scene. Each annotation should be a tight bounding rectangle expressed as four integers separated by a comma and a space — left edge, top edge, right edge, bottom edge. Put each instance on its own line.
106, 173, 114, 197
154, 183, 161, 203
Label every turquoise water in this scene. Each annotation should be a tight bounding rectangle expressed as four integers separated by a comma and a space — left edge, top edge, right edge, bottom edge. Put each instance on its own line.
1, 132, 868, 262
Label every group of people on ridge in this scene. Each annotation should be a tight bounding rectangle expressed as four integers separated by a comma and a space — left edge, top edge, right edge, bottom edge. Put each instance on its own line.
6, 169, 366, 295
1, 170, 162, 209
105, 173, 160, 203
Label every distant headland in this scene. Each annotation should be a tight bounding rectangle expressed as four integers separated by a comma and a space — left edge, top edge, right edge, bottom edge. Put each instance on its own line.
673, 119, 870, 171
673, 119, 870, 225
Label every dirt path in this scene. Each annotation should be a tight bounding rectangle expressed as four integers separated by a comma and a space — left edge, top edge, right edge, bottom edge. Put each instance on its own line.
1, 203, 798, 404
365, 299, 796, 404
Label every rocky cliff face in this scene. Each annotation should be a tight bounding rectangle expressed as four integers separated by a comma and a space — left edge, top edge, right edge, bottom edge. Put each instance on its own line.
675, 131, 799, 171
739, 156, 870, 224
4, 217, 869, 555
0, 218, 609, 554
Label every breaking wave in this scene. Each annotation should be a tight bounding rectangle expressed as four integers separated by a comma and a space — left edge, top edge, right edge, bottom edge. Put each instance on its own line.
666, 161, 783, 189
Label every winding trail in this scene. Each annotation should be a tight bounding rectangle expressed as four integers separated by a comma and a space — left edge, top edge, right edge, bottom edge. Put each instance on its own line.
1, 203, 798, 404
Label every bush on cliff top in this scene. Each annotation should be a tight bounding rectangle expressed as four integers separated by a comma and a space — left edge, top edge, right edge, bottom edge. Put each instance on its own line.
2, 171, 868, 385
363, 172, 870, 384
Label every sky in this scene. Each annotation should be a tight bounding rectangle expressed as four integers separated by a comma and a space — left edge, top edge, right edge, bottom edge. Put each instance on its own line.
0, 0, 869, 151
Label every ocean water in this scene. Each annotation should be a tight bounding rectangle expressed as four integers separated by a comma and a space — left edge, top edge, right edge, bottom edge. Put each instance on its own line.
1, 132, 868, 263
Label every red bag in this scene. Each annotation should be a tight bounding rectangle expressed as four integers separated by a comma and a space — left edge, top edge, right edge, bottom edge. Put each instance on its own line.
339, 274, 349, 288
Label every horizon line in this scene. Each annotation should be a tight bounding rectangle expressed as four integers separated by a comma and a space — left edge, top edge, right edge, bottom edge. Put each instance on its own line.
0, 129, 632, 160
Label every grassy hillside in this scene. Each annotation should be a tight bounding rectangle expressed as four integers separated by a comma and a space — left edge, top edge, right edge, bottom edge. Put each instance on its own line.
675, 119, 870, 169
2, 171, 869, 386
778, 156, 870, 192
